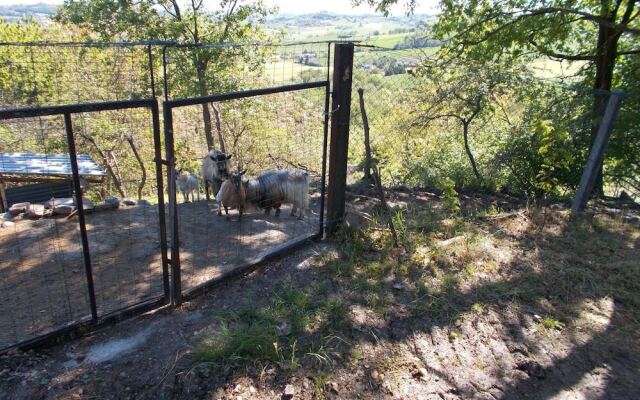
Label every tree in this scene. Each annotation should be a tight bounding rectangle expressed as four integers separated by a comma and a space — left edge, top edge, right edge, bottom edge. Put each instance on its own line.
411, 58, 518, 182
55, 0, 272, 150
358, 0, 639, 195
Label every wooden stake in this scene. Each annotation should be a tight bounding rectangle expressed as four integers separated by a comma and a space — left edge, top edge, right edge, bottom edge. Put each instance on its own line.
372, 165, 398, 248
358, 88, 373, 181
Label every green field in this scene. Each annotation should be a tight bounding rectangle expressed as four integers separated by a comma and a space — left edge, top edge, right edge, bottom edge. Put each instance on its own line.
364, 32, 412, 48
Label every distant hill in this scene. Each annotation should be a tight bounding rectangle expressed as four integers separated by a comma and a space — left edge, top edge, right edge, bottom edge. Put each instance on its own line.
0, 3, 57, 22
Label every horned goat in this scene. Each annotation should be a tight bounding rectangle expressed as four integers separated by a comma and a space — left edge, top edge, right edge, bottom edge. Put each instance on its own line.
200, 150, 232, 200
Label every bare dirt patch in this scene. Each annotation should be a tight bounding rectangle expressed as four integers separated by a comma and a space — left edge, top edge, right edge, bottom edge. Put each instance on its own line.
0, 188, 639, 400
0, 197, 320, 350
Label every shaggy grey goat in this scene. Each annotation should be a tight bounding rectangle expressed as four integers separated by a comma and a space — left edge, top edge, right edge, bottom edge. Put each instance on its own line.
200, 150, 232, 200
243, 170, 309, 219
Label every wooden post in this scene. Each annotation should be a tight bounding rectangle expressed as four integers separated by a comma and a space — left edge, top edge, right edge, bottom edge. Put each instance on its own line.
0, 181, 7, 212
326, 43, 354, 236
358, 88, 373, 182
572, 89, 624, 213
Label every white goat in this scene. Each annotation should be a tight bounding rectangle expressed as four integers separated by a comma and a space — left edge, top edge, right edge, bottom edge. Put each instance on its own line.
176, 169, 199, 203
244, 170, 309, 219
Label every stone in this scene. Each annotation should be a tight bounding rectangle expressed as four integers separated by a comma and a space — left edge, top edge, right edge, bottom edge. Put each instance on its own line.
79, 197, 94, 211
2, 212, 13, 220
1, 220, 15, 228
122, 199, 137, 206
283, 384, 296, 398
44, 197, 74, 209
623, 215, 639, 224
103, 196, 120, 208
137, 199, 151, 206
371, 370, 380, 381
26, 204, 45, 219
9, 202, 29, 216
53, 205, 76, 216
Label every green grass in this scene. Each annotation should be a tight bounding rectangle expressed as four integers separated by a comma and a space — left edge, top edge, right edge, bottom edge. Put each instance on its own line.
193, 194, 640, 389
195, 284, 350, 368
366, 33, 412, 48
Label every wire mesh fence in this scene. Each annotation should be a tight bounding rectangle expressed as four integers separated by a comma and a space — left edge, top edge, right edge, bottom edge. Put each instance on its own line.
0, 41, 331, 350
164, 42, 330, 296
348, 44, 637, 201
0, 43, 155, 108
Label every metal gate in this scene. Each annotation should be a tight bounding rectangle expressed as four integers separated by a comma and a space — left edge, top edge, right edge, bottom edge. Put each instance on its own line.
0, 99, 169, 351
163, 80, 331, 304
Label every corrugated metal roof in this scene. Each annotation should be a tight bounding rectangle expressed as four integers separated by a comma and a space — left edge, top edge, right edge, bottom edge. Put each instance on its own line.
0, 152, 106, 177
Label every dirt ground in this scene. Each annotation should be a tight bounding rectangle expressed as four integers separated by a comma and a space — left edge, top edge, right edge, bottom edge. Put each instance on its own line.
0, 198, 319, 350
0, 188, 639, 400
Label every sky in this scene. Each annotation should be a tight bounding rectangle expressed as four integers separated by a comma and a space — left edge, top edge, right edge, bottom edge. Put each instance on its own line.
0, 0, 440, 16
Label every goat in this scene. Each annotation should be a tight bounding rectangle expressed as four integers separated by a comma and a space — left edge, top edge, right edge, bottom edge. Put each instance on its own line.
176, 169, 199, 203
243, 170, 309, 220
215, 170, 246, 220
200, 150, 232, 201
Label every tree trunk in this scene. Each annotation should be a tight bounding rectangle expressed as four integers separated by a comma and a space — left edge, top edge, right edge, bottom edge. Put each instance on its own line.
589, 16, 619, 196
195, 62, 215, 150
462, 120, 482, 181
126, 137, 147, 200
358, 88, 373, 182
211, 103, 227, 153
79, 133, 126, 198
109, 150, 127, 198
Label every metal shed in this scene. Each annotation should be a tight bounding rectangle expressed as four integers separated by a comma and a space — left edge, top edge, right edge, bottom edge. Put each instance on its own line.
0, 152, 106, 212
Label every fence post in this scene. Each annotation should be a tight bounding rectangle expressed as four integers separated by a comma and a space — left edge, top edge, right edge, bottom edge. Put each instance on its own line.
325, 43, 354, 236
163, 104, 182, 305
151, 101, 171, 302
572, 89, 624, 213
63, 113, 98, 322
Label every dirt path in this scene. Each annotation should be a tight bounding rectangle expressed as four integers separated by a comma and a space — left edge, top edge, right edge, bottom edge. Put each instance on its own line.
0, 191, 638, 400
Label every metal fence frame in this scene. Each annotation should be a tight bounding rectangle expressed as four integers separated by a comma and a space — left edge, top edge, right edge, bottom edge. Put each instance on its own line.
0, 40, 350, 353
163, 80, 331, 305
0, 98, 170, 352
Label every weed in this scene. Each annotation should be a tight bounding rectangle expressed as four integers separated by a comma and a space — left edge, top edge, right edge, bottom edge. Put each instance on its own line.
541, 317, 565, 331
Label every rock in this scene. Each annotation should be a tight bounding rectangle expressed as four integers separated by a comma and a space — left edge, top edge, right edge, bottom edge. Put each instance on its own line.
329, 382, 339, 393
623, 215, 639, 224
2, 212, 12, 220
9, 202, 29, 216
79, 197, 94, 210
283, 384, 296, 398
137, 199, 151, 206
53, 204, 76, 216
103, 196, 120, 208
249, 386, 257, 394
26, 204, 45, 219
277, 322, 291, 336
44, 197, 74, 209
1, 220, 15, 228
371, 370, 380, 381
122, 199, 137, 206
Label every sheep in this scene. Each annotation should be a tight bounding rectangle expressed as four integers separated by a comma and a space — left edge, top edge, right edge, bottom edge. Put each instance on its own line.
200, 150, 232, 201
243, 170, 309, 220
215, 170, 246, 220
176, 169, 199, 203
